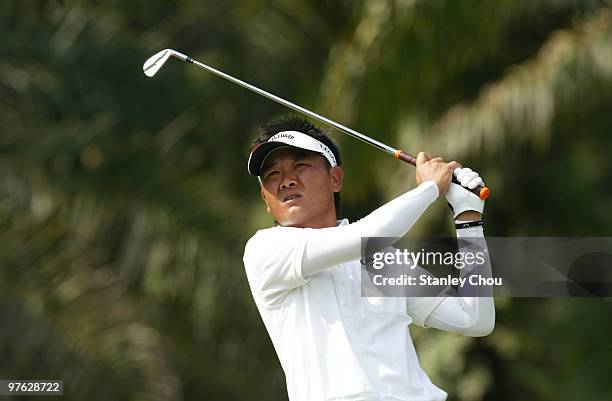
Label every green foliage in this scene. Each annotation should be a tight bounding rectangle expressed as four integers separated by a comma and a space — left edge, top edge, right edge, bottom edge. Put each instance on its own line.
1, 1, 611, 400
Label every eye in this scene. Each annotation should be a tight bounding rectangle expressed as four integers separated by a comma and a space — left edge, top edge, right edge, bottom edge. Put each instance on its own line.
295, 162, 308, 169
265, 170, 280, 179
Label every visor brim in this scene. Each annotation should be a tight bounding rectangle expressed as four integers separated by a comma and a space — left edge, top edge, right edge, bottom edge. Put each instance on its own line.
248, 142, 297, 176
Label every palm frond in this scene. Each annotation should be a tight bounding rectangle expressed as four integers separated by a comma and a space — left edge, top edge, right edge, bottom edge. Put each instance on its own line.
421, 8, 612, 157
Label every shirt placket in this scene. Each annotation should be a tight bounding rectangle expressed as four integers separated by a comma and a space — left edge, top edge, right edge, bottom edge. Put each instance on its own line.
333, 262, 359, 318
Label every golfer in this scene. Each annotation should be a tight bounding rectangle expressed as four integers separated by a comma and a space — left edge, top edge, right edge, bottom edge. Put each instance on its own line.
243, 115, 495, 401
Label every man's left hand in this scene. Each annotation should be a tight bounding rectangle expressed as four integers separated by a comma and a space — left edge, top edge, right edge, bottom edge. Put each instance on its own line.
445, 167, 485, 220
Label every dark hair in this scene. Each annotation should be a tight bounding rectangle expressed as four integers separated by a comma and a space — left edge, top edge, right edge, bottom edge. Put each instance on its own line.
251, 115, 343, 219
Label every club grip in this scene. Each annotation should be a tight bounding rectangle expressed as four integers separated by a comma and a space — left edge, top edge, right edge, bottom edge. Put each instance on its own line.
394, 150, 490, 200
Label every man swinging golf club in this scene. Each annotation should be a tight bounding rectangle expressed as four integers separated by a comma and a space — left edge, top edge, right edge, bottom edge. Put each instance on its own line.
142, 48, 494, 401
243, 116, 495, 401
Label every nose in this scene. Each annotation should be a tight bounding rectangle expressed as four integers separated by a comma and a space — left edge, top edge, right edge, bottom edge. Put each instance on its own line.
279, 171, 297, 189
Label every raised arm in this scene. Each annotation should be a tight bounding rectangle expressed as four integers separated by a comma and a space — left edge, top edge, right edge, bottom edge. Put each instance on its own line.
422, 223, 495, 337
301, 180, 439, 277
302, 153, 460, 277
418, 166, 494, 336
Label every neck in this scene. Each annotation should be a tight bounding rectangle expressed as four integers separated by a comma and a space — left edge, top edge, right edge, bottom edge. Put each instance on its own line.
283, 210, 338, 229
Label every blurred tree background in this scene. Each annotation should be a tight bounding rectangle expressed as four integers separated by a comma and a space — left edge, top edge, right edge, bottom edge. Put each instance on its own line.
1, 1, 611, 400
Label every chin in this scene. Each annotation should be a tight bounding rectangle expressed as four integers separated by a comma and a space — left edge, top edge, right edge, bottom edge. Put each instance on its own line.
279, 216, 307, 228
278, 210, 309, 227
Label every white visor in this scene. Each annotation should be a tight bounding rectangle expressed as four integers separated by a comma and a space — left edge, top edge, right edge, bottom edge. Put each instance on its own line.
247, 130, 337, 176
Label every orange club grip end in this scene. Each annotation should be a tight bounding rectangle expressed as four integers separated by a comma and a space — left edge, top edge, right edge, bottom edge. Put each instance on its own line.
479, 186, 490, 200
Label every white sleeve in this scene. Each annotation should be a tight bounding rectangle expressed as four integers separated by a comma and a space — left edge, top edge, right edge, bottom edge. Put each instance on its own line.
406, 295, 447, 327
301, 181, 439, 277
422, 225, 496, 336
243, 228, 312, 307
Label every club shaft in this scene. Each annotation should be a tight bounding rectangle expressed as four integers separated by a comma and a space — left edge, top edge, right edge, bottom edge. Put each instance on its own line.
170, 52, 489, 200
187, 58, 398, 156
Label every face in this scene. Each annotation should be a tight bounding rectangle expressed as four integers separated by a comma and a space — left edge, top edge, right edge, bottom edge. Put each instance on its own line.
259, 147, 343, 228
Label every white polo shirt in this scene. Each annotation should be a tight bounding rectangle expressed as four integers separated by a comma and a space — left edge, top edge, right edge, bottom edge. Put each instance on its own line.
243, 219, 448, 401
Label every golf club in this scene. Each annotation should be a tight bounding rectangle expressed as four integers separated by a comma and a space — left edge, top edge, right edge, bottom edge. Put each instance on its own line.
143, 49, 490, 200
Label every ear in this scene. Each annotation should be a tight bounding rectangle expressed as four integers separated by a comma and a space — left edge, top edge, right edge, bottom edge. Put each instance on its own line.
329, 166, 344, 192
260, 186, 271, 213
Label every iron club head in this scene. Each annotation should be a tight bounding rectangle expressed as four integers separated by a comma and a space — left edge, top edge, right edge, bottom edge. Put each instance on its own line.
143, 49, 189, 77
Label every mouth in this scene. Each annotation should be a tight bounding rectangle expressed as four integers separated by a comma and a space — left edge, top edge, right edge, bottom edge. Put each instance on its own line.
283, 194, 302, 202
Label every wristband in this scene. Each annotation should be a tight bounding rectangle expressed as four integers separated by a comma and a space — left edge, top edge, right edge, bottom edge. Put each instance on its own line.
455, 220, 484, 230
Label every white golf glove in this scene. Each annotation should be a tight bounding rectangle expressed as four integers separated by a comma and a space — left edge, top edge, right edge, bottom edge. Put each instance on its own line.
445, 167, 485, 220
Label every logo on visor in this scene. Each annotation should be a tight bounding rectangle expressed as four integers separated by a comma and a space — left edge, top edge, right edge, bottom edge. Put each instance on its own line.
319, 143, 337, 165
267, 131, 337, 167
270, 133, 295, 141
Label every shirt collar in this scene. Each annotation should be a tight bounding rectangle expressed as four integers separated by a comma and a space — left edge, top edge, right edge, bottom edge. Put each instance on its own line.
336, 218, 349, 226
